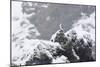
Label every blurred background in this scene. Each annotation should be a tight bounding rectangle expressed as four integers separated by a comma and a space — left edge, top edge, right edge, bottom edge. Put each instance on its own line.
12, 0, 96, 40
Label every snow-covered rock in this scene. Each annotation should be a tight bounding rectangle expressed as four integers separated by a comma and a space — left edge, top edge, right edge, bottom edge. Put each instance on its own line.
12, 1, 96, 66
50, 12, 95, 62
12, 39, 63, 66
12, 2, 68, 66
65, 12, 95, 46
52, 55, 70, 63
65, 12, 96, 61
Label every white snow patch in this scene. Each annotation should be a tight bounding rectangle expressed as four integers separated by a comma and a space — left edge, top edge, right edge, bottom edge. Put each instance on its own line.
65, 12, 95, 46
41, 4, 49, 8
12, 38, 62, 65
12, 1, 40, 41
52, 55, 69, 63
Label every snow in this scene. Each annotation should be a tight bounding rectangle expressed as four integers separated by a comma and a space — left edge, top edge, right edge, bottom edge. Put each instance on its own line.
64, 12, 96, 61
11, 1, 96, 66
12, 1, 40, 41
52, 55, 70, 63
12, 39, 63, 65
11, 2, 43, 65
65, 12, 95, 46
12, 1, 23, 19
72, 48, 80, 60
50, 12, 95, 63
41, 4, 49, 8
